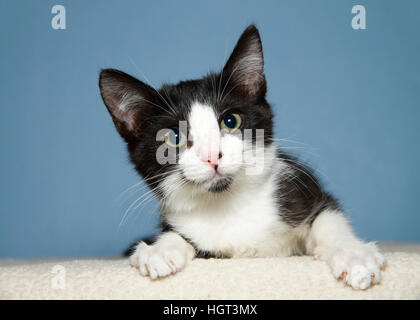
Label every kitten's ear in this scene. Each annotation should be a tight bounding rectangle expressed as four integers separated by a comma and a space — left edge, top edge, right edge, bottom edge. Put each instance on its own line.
222, 25, 266, 100
99, 69, 156, 141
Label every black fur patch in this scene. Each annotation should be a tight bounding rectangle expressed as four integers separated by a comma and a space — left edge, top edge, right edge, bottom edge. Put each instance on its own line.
276, 151, 341, 227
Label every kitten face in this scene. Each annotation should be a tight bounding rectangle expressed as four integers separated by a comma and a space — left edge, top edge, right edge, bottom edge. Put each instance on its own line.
99, 25, 273, 195
179, 101, 240, 192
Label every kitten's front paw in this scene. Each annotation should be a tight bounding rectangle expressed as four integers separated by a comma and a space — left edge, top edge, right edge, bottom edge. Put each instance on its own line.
327, 243, 386, 290
129, 241, 194, 280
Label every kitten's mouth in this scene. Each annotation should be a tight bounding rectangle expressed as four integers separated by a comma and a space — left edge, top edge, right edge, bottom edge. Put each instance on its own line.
181, 172, 233, 193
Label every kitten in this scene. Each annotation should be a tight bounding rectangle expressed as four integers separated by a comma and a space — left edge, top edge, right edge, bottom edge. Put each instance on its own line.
99, 25, 385, 289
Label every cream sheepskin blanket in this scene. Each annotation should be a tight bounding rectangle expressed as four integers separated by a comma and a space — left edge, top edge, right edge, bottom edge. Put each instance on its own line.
1, 243, 419, 299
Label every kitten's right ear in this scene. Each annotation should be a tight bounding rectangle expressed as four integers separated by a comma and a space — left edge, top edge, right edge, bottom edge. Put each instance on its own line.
222, 25, 266, 100
99, 69, 156, 141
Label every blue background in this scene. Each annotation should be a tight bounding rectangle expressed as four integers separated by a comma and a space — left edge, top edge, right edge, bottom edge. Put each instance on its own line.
1, 0, 419, 258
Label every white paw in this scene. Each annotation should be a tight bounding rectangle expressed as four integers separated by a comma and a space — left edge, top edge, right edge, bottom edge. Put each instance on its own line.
129, 241, 194, 280
327, 243, 386, 290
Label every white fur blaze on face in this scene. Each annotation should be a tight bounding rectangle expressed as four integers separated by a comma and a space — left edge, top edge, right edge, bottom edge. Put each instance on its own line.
188, 102, 220, 164
178, 102, 244, 189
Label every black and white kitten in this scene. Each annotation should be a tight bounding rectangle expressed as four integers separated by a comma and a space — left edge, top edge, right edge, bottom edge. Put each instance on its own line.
99, 25, 385, 289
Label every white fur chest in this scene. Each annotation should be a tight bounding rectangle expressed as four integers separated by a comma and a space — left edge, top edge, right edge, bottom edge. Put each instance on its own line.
163, 168, 292, 258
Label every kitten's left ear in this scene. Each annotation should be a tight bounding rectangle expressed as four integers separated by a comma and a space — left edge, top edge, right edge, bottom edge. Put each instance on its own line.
99, 69, 157, 142
222, 24, 266, 100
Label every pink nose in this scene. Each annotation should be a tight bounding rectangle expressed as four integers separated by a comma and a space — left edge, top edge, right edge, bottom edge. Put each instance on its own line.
203, 152, 223, 168
208, 160, 218, 168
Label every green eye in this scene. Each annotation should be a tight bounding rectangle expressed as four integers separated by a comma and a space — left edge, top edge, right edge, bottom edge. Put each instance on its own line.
221, 113, 242, 132
164, 128, 187, 147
